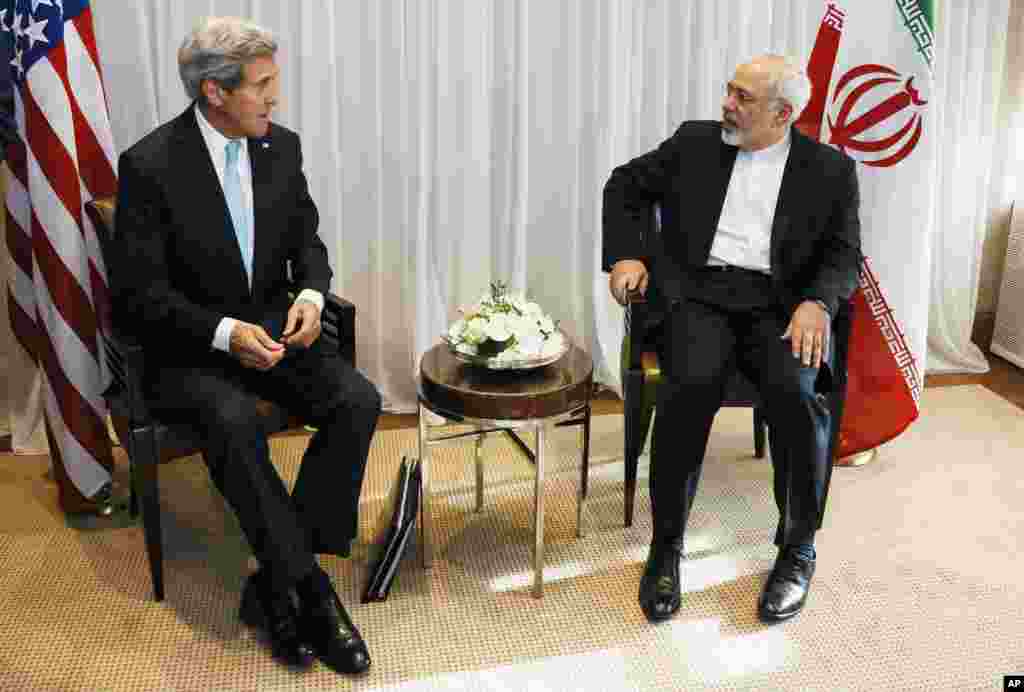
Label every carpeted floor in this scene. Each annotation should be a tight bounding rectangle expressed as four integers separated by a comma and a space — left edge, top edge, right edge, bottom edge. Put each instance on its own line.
0, 385, 1022, 691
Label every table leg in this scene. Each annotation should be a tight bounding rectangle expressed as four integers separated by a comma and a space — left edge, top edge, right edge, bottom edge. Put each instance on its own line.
418, 402, 433, 569
576, 415, 588, 539
533, 423, 546, 598
474, 428, 485, 513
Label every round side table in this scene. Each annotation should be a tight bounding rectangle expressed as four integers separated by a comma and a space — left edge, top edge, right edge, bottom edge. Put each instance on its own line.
418, 343, 594, 598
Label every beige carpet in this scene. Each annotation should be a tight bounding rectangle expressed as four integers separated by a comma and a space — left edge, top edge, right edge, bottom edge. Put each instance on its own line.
0, 385, 1022, 691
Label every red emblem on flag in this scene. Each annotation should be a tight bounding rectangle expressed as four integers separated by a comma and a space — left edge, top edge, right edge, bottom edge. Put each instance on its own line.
827, 64, 928, 167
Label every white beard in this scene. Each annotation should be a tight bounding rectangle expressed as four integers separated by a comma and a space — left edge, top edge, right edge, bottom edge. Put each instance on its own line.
721, 127, 742, 147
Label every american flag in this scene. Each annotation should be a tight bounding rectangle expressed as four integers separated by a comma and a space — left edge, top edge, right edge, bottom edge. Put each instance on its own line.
4, 0, 117, 501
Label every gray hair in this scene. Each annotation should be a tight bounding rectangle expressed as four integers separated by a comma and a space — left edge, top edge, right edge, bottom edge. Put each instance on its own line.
762, 54, 812, 125
178, 16, 277, 105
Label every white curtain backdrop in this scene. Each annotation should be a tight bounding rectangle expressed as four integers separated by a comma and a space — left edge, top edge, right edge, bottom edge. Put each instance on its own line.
980, 0, 1024, 345
0, 0, 1008, 426
927, 0, 1010, 373
88, 0, 834, 413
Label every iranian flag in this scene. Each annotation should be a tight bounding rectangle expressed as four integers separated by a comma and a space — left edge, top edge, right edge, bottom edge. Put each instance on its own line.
796, 1, 935, 457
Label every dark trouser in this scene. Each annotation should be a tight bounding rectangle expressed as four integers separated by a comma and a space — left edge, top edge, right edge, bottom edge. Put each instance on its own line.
150, 338, 381, 596
650, 268, 833, 552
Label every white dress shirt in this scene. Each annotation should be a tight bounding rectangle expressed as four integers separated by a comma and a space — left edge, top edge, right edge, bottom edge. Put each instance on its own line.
193, 106, 323, 352
708, 131, 791, 273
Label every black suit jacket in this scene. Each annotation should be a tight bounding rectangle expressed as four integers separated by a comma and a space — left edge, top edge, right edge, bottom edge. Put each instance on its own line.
112, 105, 331, 367
602, 120, 861, 318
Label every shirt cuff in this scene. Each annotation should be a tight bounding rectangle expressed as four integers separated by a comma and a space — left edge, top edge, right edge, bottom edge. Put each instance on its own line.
295, 289, 324, 312
213, 317, 237, 352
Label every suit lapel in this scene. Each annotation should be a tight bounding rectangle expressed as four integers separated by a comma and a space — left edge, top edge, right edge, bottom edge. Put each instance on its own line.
248, 134, 273, 293
169, 108, 250, 293
769, 130, 812, 272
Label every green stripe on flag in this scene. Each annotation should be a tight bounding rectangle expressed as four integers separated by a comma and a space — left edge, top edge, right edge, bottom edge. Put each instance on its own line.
896, 0, 935, 68
917, 0, 934, 28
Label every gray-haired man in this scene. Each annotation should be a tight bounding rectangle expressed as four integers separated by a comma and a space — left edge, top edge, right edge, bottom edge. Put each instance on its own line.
604, 55, 861, 625
113, 17, 379, 675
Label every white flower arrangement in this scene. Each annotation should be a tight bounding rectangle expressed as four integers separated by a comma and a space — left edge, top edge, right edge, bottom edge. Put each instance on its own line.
446, 282, 565, 366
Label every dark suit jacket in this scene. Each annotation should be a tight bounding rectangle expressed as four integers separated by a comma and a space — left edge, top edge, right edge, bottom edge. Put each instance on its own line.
112, 105, 331, 368
602, 120, 861, 318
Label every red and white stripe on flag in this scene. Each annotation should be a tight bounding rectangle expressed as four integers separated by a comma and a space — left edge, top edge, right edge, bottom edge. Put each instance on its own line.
4, 0, 117, 498
836, 257, 921, 458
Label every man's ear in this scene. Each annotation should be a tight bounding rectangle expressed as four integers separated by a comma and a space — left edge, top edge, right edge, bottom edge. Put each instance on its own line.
201, 79, 223, 108
776, 102, 794, 127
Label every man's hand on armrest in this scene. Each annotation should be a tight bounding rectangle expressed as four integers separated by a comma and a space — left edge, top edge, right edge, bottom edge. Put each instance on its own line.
609, 259, 649, 306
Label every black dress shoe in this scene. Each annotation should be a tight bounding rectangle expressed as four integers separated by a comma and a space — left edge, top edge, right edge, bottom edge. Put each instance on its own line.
297, 568, 371, 675
239, 571, 316, 669
638, 545, 682, 623
758, 547, 816, 623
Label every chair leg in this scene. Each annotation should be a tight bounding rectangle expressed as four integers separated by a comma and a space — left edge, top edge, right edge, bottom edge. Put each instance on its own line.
124, 441, 139, 519
753, 406, 767, 459
132, 425, 165, 601
114, 414, 141, 518
576, 404, 592, 539
624, 373, 654, 528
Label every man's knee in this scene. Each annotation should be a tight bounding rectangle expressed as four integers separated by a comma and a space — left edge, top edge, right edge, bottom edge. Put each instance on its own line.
352, 372, 382, 417
659, 369, 726, 410
209, 391, 263, 433
200, 392, 266, 479
323, 367, 381, 423
760, 368, 822, 412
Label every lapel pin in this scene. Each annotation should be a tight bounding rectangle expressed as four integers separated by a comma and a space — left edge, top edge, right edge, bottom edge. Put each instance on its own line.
262, 142, 269, 149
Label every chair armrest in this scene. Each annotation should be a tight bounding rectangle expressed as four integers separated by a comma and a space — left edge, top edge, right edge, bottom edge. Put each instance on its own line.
102, 329, 155, 427
624, 291, 649, 372
322, 292, 356, 367
830, 296, 854, 376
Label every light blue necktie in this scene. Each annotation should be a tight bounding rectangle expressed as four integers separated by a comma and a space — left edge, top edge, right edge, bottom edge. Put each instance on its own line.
224, 139, 253, 285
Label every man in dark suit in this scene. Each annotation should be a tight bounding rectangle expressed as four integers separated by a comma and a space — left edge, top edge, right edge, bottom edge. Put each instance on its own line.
603, 55, 861, 624
112, 17, 380, 675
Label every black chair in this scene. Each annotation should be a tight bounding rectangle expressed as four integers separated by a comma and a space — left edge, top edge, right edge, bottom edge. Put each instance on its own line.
86, 196, 356, 602
617, 204, 851, 529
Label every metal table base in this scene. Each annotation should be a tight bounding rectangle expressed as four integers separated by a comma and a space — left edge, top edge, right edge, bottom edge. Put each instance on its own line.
417, 402, 590, 598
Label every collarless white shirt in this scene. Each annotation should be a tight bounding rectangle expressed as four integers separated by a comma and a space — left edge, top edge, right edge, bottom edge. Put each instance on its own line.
193, 106, 323, 352
708, 131, 792, 274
